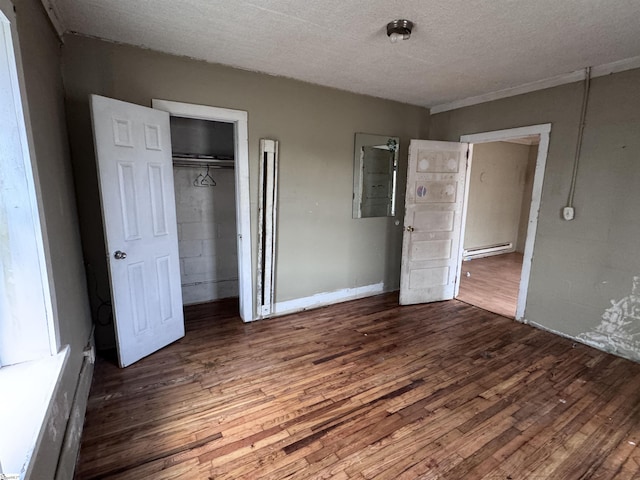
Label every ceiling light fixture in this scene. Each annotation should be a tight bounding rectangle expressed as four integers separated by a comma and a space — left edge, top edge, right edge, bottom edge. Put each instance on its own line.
387, 19, 414, 43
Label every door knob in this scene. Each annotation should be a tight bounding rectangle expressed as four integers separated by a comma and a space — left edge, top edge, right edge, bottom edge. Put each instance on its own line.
406, 226, 414, 232
114, 250, 127, 260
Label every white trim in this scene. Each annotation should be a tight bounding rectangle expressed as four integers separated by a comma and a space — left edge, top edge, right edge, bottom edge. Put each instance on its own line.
257, 139, 278, 318
460, 124, 551, 143
271, 283, 385, 318
151, 99, 255, 321
0, 346, 69, 477
39, 0, 65, 39
431, 55, 640, 114
454, 143, 472, 298
591, 56, 640, 77
459, 124, 551, 321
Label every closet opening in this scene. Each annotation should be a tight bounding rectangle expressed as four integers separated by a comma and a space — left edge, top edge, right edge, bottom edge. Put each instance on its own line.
170, 116, 239, 307
152, 99, 253, 322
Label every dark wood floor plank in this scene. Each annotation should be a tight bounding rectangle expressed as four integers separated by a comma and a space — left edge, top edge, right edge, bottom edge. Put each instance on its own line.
75, 293, 640, 479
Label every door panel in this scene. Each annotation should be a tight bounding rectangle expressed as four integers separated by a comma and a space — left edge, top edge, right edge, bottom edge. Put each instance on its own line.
90, 94, 184, 367
400, 140, 468, 305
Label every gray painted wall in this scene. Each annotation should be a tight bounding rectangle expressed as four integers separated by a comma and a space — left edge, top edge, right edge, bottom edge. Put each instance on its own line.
464, 141, 531, 251
13, 0, 93, 476
430, 68, 640, 362
61, 34, 429, 336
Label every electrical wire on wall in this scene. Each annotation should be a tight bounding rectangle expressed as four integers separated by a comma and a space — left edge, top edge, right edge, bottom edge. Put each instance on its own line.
564, 66, 592, 221
86, 263, 113, 327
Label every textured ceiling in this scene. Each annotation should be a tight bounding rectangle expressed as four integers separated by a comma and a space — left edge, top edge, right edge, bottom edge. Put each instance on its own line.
49, 0, 640, 108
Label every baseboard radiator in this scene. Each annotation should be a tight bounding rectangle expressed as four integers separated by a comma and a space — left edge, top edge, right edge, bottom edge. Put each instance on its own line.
463, 242, 513, 260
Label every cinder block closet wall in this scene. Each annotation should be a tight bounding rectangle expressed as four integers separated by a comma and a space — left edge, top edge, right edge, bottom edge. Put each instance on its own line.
174, 166, 238, 304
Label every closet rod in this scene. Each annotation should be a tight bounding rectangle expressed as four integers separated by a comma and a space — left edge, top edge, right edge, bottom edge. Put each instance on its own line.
172, 155, 235, 169
172, 162, 234, 170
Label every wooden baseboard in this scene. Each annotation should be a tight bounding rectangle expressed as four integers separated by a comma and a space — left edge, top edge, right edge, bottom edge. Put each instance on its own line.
54, 344, 94, 480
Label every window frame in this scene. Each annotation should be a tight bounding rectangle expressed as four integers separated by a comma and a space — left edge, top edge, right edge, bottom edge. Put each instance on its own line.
0, 0, 58, 365
0, 1, 69, 476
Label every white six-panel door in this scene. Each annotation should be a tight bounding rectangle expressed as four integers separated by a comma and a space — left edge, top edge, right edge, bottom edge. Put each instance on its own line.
400, 140, 468, 305
90, 95, 184, 367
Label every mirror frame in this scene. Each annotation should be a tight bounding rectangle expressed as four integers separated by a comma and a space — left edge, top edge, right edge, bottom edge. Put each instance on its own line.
352, 133, 400, 219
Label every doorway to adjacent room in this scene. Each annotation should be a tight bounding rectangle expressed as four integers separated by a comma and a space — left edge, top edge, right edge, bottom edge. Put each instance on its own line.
456, 125, 551, 320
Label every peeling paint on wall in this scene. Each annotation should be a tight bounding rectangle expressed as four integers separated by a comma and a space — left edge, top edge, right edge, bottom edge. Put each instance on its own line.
578, 276, 640, 361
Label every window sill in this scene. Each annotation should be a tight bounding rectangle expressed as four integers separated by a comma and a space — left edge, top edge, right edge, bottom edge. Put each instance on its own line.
0, 346, 69, 478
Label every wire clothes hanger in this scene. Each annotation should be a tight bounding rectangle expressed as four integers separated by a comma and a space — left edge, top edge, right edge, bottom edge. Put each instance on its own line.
193, 165, 216, 187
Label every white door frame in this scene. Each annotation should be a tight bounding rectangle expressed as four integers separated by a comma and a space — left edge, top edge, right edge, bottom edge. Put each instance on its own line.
459, 124, 551, 321
152, 99, 255, 322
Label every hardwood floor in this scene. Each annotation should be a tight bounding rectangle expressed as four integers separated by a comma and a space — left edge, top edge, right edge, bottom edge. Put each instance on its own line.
75, 294, 640, 479
457, 252, 524, 318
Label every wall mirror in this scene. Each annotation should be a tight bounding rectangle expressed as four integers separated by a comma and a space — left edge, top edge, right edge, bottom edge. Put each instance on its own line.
352, 133, 399, 218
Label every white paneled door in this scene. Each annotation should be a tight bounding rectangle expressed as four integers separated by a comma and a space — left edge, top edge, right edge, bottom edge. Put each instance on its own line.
90, 95, 184, 367
400, 140, 468, 305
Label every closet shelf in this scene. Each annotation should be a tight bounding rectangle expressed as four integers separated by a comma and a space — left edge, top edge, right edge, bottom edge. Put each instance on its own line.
172, 154, 234, 169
